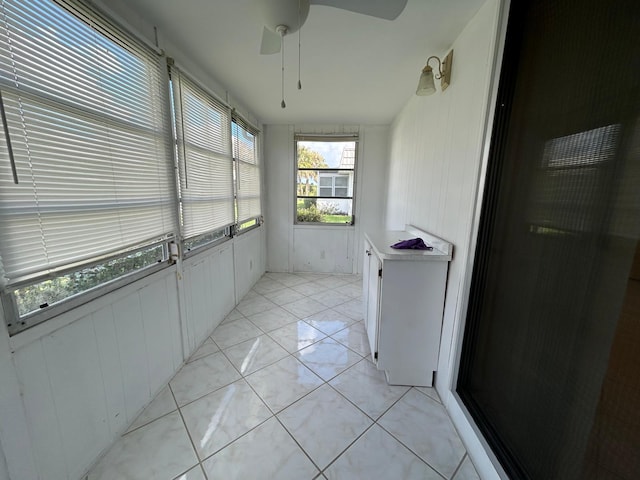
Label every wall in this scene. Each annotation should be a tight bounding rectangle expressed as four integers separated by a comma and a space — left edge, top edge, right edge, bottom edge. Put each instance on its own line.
0, 1, 268, 478
265, 124, 388, 274
0, 231, 265, 480
385, 0, 506, 477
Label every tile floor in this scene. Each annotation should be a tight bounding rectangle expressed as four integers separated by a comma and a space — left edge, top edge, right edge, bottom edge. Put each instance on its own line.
86, 273, 480, 480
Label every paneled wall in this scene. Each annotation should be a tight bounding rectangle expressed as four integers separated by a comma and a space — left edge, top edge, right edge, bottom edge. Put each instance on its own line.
264, 124, 388, 274
0, 230, 266, 480
384, 0, 504, 477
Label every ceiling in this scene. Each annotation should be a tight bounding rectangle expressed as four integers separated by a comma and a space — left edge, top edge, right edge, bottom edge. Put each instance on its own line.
123, 0, 487, 125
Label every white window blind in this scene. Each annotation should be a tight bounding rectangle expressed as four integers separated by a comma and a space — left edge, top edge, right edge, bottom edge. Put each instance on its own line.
0, 0, 176, 283
232, 118, 261, 224
171, 68, 234, 239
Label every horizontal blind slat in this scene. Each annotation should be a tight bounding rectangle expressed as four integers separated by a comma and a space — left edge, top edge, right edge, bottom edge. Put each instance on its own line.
0, 0, 176, 282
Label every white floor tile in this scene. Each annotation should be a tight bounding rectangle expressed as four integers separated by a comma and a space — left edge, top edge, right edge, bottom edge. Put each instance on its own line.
330, 321, 369, 356
267, 321, 328, 353
415, 386, 442, 404
277, 385, 372, 470
295, 338, 362, 381
241, 289, 260, 300
221, 308, 245, 325
210, 318, 263, 349
247, 306, 299, 332
303, 309, 357, 336
88, 412, 197, 480
313, 276, 350, 289
252, 278, 287, 295
338, 282, 362, 298
127, 386, 177, 432
223, 335, 290, 376
291, 282, 329, 296
265, 272, 311, 287
180, 379, 271, 460
170, 352, 241, 406
325, 424, 441, 480
453, 455, 481, 480
187, 338, 220, 363
235, 295, 278, 317
378, 389, 466, 478
202, 417, 318, 479
308, 289, 352, 308
331, 298, 364, 320
173, 465, 206, 480
246, 356, 323, 413
263, 288, 306, 306
296, 273, 330, 282
329, 360, 409, 420
282, 297, 327, 319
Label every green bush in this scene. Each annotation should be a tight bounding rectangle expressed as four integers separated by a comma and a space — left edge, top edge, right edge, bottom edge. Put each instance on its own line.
297, 205, 322, 222
303, 198, 317, 209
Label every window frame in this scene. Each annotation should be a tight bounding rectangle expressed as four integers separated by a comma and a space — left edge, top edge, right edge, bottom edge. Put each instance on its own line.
2, 241, 171, 335
232, 116, 262, 233
294, 134, 358, 226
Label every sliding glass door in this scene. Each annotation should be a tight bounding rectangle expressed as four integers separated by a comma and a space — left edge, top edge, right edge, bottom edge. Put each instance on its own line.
458, 0, 640, 478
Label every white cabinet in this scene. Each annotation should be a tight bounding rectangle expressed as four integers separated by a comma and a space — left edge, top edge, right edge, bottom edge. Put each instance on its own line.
363, 226, 452, 387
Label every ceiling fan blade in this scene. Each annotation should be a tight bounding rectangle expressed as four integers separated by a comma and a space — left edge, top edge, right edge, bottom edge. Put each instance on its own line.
310, 0, 408, 20
260, 26, 281, 55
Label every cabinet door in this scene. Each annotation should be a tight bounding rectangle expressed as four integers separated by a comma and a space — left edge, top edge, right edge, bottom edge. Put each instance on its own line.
365, 253, 381, 362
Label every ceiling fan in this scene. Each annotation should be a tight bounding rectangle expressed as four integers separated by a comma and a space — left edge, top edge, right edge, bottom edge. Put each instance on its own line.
259, 0, 409, 55
258, 0, 409, 108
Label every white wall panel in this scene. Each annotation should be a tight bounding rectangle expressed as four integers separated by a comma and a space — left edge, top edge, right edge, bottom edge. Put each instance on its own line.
111, 294, 150, 423
41, 321, 111, 480
92, 306, 128, 437
234, 227, 265, 299
213, 244, 236, 323
293, 227, 354, 273
0, 446, 8, 480
9, 271, 187, 480
182, 241, 240, 357
139, 283, 178, 394
14, 341, 68, 480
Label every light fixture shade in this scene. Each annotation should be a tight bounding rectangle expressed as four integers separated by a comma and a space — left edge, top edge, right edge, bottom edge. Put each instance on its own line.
416, 66, 436, 96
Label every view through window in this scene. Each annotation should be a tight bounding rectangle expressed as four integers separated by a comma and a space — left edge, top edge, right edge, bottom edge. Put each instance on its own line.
295, 136, 357, 224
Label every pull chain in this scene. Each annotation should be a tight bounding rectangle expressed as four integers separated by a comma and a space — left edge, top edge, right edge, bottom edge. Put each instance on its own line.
297, 0, 302, 90
281, 32, 286, 108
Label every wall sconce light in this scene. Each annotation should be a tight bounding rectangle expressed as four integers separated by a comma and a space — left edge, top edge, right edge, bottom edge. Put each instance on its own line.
416, 50, 453, 96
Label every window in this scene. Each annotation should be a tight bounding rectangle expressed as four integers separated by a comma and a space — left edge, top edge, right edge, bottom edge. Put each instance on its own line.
0, 0, 175, 334
295, 135, 357, 224
232, 117, 261, 232
170, 66, 234, 253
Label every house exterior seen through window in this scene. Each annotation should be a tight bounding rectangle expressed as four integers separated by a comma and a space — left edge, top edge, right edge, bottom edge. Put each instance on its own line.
295, 135, 357, 224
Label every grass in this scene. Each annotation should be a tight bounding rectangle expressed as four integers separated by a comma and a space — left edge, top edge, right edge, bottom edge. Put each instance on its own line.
321, 214, 351, 224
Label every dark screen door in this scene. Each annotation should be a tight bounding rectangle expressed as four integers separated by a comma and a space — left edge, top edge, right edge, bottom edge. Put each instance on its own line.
458, 0, 640, 478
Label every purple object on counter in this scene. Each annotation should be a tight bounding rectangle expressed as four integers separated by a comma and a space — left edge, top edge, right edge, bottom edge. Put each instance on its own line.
390, 237, 433, 250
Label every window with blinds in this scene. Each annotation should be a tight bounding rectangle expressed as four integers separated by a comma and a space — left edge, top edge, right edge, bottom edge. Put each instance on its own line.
171, 67, 235, 251
232, 118, 261, 230
0, 0, 176, 333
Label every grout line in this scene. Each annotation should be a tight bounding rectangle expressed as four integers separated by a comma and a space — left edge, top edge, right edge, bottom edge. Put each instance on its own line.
450, 453, 467, 480
273, 413, 324, 475
168, 383, 207, 478
374, 389, 449, 480
319, 421, 377, 476
412, 384, 443, 404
